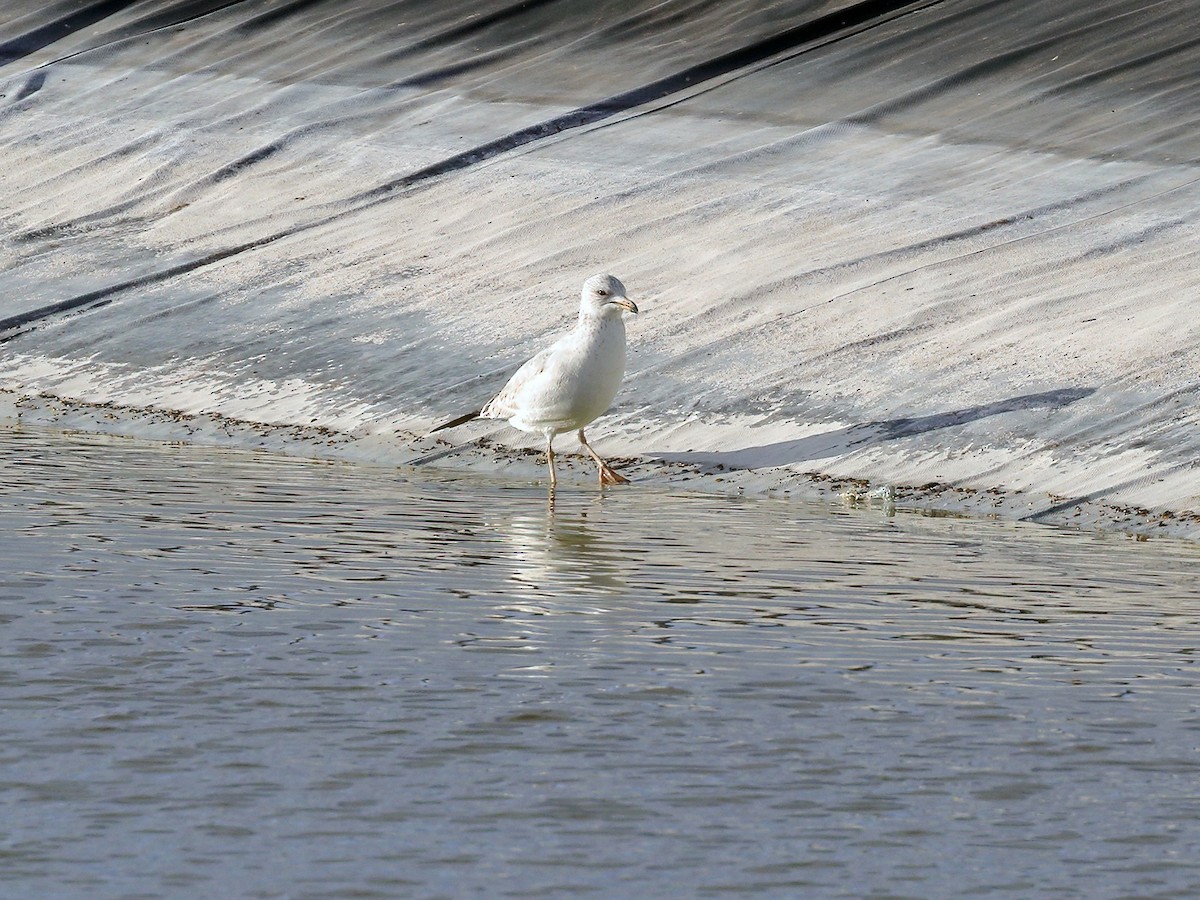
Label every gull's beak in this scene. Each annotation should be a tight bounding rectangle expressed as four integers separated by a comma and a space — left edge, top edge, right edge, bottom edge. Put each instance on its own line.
612, 297, 638, 314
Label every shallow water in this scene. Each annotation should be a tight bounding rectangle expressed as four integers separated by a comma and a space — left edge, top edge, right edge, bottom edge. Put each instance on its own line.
3, 426, 1200, 899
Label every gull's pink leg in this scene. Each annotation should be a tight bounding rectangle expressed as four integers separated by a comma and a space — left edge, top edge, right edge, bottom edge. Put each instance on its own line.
578, 429, 629, 486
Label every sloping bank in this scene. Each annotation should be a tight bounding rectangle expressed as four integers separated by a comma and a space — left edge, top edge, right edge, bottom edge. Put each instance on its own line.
1, 0, 1197, 539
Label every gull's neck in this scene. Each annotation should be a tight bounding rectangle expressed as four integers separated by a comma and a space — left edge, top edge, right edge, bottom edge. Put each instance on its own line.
577, 307, 623, 330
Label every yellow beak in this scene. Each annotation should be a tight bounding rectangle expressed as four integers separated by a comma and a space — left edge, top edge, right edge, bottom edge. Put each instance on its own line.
612, 297, 638, 314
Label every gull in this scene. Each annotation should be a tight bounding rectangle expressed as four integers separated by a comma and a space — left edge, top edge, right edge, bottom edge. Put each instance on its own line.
431, 273, 639, 488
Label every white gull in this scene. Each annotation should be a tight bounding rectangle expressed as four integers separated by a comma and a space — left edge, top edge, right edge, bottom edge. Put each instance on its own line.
431, 273, 638, 487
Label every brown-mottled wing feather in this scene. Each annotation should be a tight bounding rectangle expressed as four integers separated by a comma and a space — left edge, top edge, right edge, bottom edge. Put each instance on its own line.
479, 348, 552, 421
430, 345, 554, 434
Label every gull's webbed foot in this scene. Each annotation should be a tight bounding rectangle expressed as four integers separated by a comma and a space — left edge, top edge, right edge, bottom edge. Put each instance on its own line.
598, 464, 630, 486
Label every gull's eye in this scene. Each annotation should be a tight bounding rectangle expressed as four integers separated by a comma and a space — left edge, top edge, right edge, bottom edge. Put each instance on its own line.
596, 289, 609, 297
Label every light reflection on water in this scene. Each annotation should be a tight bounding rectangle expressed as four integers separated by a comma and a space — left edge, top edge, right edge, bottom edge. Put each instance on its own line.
3, 425, 1200, 898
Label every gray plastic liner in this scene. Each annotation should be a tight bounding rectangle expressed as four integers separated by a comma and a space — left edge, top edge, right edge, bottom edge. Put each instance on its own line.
1, 1, 1197, 534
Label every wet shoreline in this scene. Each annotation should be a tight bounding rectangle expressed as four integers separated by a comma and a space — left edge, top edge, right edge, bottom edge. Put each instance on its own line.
5, 388, 1197, 544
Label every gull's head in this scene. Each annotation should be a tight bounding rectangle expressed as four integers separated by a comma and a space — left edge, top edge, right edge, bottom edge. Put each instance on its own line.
580, 273, 638, 319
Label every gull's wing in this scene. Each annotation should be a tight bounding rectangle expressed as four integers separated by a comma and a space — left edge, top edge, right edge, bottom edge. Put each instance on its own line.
429, 346, 554, 432
429, 408, 483, 433
479, 346, 554, 420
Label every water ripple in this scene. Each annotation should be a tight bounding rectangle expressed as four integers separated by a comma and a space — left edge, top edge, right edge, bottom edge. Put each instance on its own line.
3, 426, 1200, 897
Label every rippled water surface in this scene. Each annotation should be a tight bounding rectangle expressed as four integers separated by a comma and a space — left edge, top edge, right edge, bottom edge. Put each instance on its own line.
4, 426, 1200, 898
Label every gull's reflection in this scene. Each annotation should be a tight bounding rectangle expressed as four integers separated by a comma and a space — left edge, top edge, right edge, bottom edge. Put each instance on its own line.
501, 488, 626, 598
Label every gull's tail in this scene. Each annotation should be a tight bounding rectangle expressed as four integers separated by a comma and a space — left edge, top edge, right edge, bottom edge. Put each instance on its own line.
429, 408, 482, 433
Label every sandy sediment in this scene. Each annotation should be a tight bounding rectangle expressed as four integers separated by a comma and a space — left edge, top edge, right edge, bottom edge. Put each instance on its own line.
4, 388, 1197, 543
